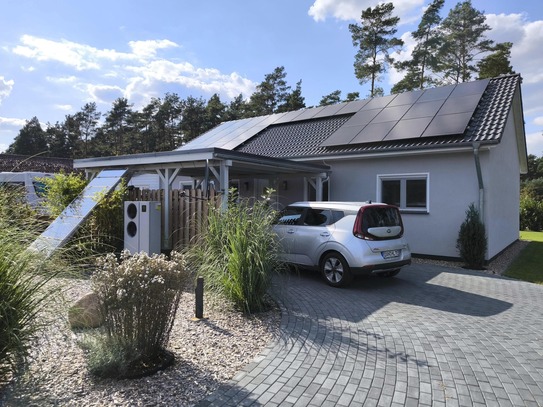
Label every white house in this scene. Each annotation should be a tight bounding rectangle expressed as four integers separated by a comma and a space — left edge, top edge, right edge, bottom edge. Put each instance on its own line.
74, 74, 527, 261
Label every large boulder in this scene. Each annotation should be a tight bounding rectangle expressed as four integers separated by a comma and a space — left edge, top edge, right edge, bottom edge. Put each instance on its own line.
68, 292, 103, 329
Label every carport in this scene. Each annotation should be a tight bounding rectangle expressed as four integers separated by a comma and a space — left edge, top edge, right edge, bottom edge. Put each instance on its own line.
74, 147, 330, 249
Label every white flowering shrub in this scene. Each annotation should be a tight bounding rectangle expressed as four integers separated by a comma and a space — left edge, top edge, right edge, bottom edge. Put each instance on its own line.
89, 250, 189, 376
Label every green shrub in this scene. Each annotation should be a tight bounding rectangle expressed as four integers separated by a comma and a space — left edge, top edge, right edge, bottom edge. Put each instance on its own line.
186, 189, 283, 314
520, 191, 543, 232
85, 250, 188, 378
38, 171, 88, 217
456, 203, 487, 269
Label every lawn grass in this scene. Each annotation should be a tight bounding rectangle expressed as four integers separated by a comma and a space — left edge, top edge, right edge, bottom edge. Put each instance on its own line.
503, 231, 543, 284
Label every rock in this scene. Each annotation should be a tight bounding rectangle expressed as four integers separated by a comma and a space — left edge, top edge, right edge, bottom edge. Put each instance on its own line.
68, 292, 103, 329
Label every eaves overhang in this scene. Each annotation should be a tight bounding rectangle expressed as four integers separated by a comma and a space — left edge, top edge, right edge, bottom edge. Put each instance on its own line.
73, 147, 330, 178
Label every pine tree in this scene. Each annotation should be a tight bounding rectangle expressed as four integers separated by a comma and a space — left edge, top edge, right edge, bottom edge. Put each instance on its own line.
438, 0, 493, 83
477, 42, 515, 79
392, 0, 444, 93
349, 3, 403, 97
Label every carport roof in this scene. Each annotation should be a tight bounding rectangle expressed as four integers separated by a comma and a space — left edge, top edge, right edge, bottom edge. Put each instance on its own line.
73, 147, 330, 177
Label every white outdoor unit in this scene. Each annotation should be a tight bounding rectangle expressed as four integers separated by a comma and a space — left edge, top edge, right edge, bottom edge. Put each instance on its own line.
124, 201, 161, 255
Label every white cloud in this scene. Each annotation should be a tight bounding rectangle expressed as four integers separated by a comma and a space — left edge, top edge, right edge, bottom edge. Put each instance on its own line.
126, 60, 256, 100
534, 117, 543, 127
0, 117, 26, 127
308, 0, 423, 24
11, 34, 154, 71
0, 76, 15, 105
55, 104, 73, 111
486, 14, 543, 84
128, 39, 178, 59
11, 35, 256, 105
86, 84, 124, 104
526, 131, 543, 157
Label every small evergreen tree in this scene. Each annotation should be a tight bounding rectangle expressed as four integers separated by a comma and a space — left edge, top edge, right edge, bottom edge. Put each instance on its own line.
456, 203, 487, 269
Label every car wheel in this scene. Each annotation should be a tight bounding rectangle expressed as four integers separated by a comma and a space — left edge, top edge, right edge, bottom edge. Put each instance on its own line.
377, 268, 401, 278
320, 252, 352, 287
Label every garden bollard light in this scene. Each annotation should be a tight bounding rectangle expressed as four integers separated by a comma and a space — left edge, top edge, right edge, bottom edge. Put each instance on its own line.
195, 277, 204, 319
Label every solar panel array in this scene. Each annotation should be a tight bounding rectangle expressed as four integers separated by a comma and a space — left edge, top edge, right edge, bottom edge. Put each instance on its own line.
178, 79, 490, 152
29, 169, 128, 258
321, 79, 489, 147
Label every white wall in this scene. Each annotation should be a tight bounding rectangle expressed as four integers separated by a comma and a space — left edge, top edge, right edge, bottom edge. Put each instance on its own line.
484, 107, 521, 259
328, 152, 484, 258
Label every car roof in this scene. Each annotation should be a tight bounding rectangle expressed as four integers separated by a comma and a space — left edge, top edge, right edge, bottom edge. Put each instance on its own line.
288, 201, 388, 211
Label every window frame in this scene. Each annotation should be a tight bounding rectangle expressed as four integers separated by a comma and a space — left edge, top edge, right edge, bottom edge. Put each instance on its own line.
376, 173, 430, 213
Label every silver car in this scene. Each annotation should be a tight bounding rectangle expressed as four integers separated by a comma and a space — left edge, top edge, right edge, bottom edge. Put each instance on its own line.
273, 201, 411, 287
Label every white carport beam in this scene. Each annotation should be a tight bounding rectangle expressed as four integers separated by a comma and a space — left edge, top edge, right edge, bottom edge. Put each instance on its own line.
306, 173, 327, 201
157, 168, 181, 250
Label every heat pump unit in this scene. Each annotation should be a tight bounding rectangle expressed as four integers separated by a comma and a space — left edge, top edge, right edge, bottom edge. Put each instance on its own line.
124, 201, 161, 255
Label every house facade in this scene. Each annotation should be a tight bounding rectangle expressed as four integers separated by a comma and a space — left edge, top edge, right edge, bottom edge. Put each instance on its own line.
74, 74, 527, 261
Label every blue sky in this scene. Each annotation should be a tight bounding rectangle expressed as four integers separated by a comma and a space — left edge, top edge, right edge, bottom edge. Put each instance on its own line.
1, 0, 542, 156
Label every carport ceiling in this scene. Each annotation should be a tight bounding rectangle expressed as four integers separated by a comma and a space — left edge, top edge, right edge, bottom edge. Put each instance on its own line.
73, 147, 330, 178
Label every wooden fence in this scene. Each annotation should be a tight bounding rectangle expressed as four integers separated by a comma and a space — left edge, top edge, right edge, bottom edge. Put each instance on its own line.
127, 188, 220, 250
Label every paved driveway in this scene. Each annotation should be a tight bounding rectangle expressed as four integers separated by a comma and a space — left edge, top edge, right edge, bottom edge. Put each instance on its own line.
199, 263, 543, 407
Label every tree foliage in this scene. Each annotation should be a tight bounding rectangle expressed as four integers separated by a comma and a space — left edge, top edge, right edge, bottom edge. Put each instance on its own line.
437, 0, 493, 83
7, 66, 307, 159
392, 0, 444, 93
7, 117, 47, 156
349, 2, 403, 97
477, 42, 515, 79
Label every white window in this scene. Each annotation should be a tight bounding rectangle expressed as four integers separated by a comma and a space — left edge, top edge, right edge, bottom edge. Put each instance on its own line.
377, 173, 429, 213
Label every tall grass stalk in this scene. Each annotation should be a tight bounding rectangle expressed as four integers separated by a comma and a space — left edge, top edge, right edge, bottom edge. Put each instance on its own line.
187, 190, 283, 314
0, 186, 64, 382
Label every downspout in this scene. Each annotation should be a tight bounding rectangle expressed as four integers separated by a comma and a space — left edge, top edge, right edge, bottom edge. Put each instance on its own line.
472, 142, 484, 223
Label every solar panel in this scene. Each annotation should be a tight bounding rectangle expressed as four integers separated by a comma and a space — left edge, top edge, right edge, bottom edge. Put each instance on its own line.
449, 79, 489, 97
387, 89, 424, 106
372, 104, 411, 123
361, 94, 397, 110
437, 94, 482, 115
335, 99, 371, 115
292, 106, 324, 121
313, 103, 349, 118
417, 84, 455, 102
177, 120, 240, 150
29, 169, 128, 258
342, 108, 381, 127
273, 110, 305, 124
382, 117, 433, 141
422, 112, 473, 137
403, 100, 445, 119
350, 121, 397, 144
320, 125, 363, 147
212, 117, 267, 148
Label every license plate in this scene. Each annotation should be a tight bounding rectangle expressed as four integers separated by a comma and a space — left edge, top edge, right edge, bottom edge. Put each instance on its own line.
382, 250, 400, 259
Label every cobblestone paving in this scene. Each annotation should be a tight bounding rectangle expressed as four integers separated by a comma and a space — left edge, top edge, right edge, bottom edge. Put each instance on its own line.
198, 264, 543, 406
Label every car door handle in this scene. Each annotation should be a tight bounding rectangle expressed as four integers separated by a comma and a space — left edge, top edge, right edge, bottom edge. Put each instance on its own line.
287, 229, 295, 234
320, 232, 330, 237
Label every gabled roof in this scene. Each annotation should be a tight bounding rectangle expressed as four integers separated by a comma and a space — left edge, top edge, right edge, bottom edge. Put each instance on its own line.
178, 75, 524, 160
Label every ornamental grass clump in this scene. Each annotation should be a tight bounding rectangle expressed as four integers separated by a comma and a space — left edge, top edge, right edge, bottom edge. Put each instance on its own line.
0, 186, 62, 382
87, 250, 189, 378
187, 189, 284, 314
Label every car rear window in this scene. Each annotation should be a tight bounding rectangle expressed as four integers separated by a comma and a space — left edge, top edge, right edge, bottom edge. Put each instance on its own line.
353, 205, 404, 240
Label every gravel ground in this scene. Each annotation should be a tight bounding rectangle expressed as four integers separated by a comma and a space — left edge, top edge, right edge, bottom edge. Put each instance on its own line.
0, 240, 528, 406
0, 280, 281, 407
412, 239, 529, 275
